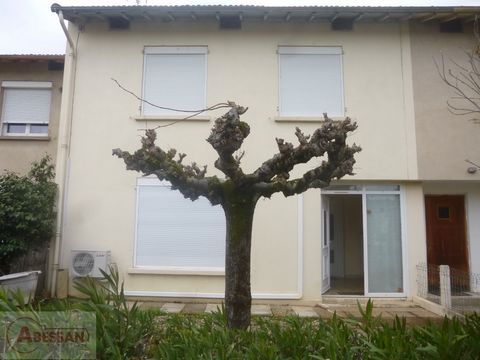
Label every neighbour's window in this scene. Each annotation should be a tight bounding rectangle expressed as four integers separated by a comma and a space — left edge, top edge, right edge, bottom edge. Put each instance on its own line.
135, 178, 225, 269
278, 46, 344, 117
142, 46, 207, 116
0, 81, 52, 136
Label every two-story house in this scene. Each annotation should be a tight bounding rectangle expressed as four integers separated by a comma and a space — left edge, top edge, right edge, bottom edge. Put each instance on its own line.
49, 4, 480, 303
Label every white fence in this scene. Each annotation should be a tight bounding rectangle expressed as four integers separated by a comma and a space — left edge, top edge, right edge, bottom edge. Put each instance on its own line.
416, 263, 480, 315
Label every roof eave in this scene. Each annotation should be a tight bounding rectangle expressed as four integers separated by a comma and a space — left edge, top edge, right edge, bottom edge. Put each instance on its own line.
0, 54, 65, 63
50, 4, 480, 24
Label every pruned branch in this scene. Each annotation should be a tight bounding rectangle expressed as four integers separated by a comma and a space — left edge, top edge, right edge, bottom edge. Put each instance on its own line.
113, 129, 223, 204
253, 119, 360, 198
252, 114, 360, 183
114, 104, 359, 207
206, 103, 249, 181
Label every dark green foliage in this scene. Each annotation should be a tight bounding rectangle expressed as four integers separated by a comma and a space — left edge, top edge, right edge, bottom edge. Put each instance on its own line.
0, 266, 160, 359
1, 278, 479, 359
73, 266, 161, 359
0, 156, 57, 274
154, 306, 480, 360
413, 315, 476, 360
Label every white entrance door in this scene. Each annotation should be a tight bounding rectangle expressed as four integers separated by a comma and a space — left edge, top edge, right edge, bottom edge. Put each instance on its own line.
321, 196, 331, 294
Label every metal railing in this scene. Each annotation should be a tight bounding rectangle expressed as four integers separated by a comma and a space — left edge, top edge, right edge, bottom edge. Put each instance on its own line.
416, 263, 480, 315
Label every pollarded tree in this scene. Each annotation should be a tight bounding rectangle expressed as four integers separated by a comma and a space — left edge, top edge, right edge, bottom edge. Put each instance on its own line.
113, 103, 360, 329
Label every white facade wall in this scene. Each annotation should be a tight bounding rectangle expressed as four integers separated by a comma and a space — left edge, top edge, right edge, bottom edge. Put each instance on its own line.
57, 20, 427, 300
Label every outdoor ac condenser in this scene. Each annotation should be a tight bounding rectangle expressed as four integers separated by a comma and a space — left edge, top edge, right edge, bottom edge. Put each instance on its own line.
70, 250, 111, 278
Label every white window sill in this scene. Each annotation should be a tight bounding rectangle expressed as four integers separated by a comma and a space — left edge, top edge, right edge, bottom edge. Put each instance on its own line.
274, 116, 346, 122
128, 267, 225, 276
0, 135, 50, 141
134, 115, 211, 122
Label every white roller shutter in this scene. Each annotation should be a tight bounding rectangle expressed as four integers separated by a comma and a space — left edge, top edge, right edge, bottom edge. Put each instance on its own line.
135, 178, 225, 268
279, 46, 344, 117
2, 87, 52, 124
142, 46, 207, 116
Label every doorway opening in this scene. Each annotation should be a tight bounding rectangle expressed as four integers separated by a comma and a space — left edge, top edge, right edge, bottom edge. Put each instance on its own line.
324, 195, 364, 296
321, 184, 405, 297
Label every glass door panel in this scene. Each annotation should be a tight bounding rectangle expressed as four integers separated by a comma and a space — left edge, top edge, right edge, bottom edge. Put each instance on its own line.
366, 194, 403, 294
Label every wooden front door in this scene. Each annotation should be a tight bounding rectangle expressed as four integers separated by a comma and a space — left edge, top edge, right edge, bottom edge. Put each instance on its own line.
425, 196, 469, 285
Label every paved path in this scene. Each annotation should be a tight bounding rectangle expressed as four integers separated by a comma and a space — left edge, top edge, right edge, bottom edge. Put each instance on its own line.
140, 301, 442, 325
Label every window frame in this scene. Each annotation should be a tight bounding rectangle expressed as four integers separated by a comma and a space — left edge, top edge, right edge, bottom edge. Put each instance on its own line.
0, 81, 52, 137
278, 46, 345, 118
133, 177, 226, 274
141, 46, 208, 117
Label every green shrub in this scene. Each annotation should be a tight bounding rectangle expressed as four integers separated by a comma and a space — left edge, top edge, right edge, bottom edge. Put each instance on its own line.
1, 276, 479, 359
0, 267, 159, 359
153, 304, 480, 360
0, 156, 57, 274
73, 266, 160, 359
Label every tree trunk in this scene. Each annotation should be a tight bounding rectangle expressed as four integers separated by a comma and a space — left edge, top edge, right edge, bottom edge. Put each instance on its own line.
223, 197, 256, 329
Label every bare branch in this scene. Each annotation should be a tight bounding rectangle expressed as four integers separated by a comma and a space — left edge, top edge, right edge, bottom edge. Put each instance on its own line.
112, 78, 231, 114
435, 22, 480, 122
112, 78, 234, 129
466, 159, 480, 169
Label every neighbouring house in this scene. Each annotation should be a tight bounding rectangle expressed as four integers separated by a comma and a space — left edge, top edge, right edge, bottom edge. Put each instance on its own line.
0, 54, 64, 174
49, 4, 480, 303
410, 21, 480, 299
0, 54, 64, 292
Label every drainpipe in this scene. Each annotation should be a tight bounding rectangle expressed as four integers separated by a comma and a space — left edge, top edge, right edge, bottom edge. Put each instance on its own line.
51, 4, 75, 56
49, 3, 77, 296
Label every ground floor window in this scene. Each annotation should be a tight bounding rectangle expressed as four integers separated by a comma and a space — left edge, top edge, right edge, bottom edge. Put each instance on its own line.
322, 184, 404, 297
135, 177, 225, 269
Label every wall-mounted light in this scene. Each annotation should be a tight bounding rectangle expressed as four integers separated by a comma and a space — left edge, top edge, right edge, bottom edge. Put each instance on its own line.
467, 167, 478, 174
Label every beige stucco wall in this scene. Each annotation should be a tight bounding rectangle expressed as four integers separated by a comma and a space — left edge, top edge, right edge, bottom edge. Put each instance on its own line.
410, 22, 480, 181
404, 182, 428, 298
59, 20, 427, 300
0, 62, 63, 174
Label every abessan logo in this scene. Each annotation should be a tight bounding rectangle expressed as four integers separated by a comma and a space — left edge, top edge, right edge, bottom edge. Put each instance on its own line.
0, 311, 96, 359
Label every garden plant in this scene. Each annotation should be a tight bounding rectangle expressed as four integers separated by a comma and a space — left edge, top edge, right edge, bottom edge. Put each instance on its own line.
0, 267, 478, 359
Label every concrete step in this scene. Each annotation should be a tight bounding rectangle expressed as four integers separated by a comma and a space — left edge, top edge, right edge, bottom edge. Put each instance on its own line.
161, 303, 185, 314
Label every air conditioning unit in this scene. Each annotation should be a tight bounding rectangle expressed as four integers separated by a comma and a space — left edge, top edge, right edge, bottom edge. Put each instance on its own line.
71, 250, 111, 278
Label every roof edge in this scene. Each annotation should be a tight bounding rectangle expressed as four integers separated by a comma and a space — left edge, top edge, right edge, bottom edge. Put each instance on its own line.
0, 54, 65, 62
50, 4, 480, 25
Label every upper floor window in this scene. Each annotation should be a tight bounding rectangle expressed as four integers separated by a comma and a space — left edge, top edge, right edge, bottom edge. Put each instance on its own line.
142, 46, 207, 116
278, 46, 344, 117
0, 81, 52, 136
